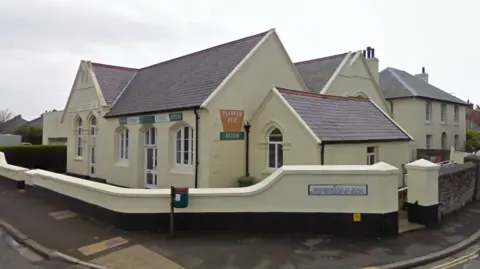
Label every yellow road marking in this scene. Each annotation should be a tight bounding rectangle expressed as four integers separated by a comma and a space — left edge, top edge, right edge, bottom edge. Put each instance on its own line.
78, 237, 129, 256
430, 250, 479, 269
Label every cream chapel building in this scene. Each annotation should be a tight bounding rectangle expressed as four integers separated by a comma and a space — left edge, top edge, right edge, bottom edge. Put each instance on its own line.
45, 29, 412, 189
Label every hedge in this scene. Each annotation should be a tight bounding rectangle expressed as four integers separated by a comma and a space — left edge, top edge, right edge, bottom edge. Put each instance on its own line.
0, 145, 67, 173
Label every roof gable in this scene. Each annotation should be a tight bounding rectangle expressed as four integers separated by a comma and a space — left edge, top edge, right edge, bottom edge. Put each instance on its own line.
294, 53, 347, 93
277, 88, 410, 142
106, 30, 270, 117
0, 115, 28, 134
90, 63, 137, 106
379, 67, 467, 105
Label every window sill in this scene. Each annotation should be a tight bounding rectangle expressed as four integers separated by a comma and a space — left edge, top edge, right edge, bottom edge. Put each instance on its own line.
453, 122, 460, 126
170, 165, 194, 175
115, 161, 129, 167
73, 157, 83, 161
425, 121, 432, 125
441, 122, 447, 125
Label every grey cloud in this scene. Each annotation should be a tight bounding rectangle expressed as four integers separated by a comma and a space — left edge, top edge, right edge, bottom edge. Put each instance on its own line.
0, 0, 224, 53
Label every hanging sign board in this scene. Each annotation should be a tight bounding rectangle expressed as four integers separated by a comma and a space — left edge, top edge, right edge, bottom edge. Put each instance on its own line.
219, 109, 245, 140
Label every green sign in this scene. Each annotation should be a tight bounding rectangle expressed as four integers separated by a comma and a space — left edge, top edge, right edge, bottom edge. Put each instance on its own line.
220, 132, 245, 141
119, 112, 183, 125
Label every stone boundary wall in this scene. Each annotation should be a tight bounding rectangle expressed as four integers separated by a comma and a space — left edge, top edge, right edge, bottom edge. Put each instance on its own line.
438, 162, 476, 218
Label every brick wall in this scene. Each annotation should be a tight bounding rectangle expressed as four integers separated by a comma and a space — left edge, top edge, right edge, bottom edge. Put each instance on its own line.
438, 162, 476, 218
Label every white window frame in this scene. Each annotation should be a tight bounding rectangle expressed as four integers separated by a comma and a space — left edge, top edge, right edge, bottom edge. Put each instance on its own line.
426, 134, 432, 149
366, 146, 376, 165
118, 129, 129, 161
454, 105, 459, 123
267, 128, 283, 169
174, 126, 194, 166
441, 103, 447, 122
425, 101, 432, 121
75, 118, 83, 157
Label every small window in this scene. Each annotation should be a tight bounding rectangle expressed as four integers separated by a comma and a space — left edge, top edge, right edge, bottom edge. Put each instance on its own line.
454, 135, 459, 150
119, 129, 129, 160
366, 146, 376, 165
441, 103, 447, 122
268, 128, 283, 169
454, 105, 459, 123
425, 101, 432, 121
75, 118, 83, 157
426, 134, 433, 149
175, 126, 194, 166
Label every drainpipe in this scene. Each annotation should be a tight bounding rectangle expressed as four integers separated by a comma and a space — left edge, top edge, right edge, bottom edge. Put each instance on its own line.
320, 143, 326, 165
244, 121, 251, 177
193, 109, 200, 188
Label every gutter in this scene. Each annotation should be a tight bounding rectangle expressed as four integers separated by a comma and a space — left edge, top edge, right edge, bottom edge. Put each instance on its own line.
193, 109, 200, 188
320, 143, 326, 165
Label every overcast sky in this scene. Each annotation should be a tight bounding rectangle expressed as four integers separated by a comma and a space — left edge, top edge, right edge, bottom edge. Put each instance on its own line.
1, 0, 478, 120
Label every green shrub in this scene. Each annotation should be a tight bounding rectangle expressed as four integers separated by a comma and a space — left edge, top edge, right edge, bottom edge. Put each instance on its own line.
237, 176, 255, 187
0, 145, 66, 172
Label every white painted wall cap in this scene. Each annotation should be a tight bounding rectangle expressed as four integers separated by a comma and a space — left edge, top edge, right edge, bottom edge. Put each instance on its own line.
405, 158, 440, 170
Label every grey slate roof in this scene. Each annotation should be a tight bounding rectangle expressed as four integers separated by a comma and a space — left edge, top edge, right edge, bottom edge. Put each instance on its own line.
24, 116, 43, 129
294, 53, 347, 93
278, 88, 411, 142
105, 30, 269, 117
379, 67, 468, 105
90, 63, 137, 106
0, 115, 28, 134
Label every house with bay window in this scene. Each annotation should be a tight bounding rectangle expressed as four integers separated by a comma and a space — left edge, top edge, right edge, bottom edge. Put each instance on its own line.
48, 29, 412, 189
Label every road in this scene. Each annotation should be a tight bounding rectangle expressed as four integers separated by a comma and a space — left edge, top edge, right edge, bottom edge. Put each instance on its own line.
0, 228, 75, 269
413, 243, 480, 269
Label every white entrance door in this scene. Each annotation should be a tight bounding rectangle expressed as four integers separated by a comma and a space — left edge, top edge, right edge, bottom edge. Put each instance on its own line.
88, 117, 97, 177
144, 128, 157, 188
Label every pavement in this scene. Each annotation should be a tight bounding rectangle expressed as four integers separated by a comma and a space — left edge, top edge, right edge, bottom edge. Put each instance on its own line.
2, 184, 480, 269
0, 227, 73, 269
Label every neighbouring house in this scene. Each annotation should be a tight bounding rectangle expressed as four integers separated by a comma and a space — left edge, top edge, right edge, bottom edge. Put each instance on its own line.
42, 111, 68, 145
295, 47, 391, 115
0, 115, 28, 134
466, 104, 480, 132
52, 29, 412, 189
379, 66, 469, 159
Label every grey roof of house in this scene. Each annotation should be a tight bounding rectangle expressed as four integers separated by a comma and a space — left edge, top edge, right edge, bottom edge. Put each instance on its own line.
294, 53, 347, 93
278, 88, 411, 142
90, 63, 138, 106
0, 115, 28, 134
24, 116, 43, 129
379, 67, 468, 105
105, 30, 269, 117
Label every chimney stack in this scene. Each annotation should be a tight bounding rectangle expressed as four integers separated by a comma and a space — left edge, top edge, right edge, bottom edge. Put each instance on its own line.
364, 46, 379, 83
415, 66, 429, 83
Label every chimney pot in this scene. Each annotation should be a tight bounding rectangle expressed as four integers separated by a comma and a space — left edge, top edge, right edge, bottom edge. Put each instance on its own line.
366, 47, 371, 58
371, 48, 375, 58
422, 66, 425, 74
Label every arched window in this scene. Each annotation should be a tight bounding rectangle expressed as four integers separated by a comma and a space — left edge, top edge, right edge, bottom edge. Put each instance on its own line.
441, 132, 447, 150
118, 128, 129, 160
175, 126, 194, 166
75, 117, 83, 157
268, 128, 283, 169
90, 116, 97, 136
